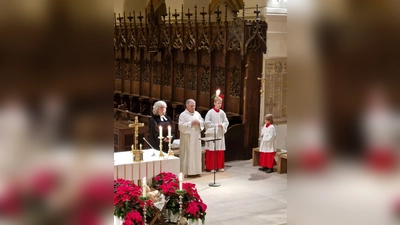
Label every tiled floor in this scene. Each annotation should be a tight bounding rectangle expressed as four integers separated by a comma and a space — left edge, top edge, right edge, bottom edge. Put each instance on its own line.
183, 160, 287, 225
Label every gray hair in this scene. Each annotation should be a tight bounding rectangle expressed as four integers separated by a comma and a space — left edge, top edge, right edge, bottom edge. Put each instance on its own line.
152, 101, 167, 115
186, 99, 195, 105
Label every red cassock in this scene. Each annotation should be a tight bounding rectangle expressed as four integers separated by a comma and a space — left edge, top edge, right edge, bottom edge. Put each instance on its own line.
205, 151, 225, 170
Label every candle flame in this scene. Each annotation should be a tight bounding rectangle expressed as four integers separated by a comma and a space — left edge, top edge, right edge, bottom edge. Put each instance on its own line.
216, 89, 220, 97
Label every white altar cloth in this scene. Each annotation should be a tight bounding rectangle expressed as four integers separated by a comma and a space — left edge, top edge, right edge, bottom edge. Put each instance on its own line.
114, 150, 180, 184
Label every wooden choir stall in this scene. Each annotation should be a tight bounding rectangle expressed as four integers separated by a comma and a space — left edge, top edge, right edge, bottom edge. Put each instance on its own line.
114, 1, 268, 162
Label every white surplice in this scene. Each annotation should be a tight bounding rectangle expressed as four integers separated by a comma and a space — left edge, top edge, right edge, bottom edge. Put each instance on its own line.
204, 109, 229, 151
178, 109, 204, 175
259, 124, 277, 153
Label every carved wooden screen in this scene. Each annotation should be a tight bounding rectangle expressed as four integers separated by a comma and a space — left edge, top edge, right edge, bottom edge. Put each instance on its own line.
114, 4, 267, 160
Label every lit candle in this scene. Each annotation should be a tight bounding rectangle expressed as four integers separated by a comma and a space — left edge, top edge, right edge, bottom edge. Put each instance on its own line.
140, 144, 142, 150
142, 177, 146, 197
168, 125, 171, 137
179, 172, 183, 190
216, 89, 220, 97
159, 126, 162, 138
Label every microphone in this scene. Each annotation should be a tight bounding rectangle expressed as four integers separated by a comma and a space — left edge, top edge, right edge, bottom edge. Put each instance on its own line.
143, 137, 156, 156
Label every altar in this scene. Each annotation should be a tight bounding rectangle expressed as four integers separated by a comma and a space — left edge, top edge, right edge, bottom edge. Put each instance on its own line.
114, 150, 180, 185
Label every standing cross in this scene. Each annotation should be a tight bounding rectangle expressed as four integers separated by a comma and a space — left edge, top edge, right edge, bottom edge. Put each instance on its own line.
214, 6, 222, 22
172, 9, 180, 23
200, 7, 207, 23
254, 5, 261, 20
137, 11, 144, 24
129, 116, 144, 150
186, 9, 193, 21
257, 73, 267, 97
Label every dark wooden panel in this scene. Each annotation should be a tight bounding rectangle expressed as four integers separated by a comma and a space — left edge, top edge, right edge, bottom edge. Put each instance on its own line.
185, 50, 197, 103
173, 50, 185, 104
115, 79, 122, 93
123, 80, 131, 94
225, 124, 244, 161
197, 50, 211, 108
225, 50, 241, 115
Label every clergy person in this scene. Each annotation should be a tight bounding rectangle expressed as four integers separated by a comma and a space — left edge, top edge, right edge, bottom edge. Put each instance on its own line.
178, 99, 204, 177
149, 101, 175, 151
204, 96, 229, 172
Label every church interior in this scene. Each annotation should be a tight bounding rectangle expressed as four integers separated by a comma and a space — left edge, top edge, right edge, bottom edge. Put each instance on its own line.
114, 0, 287, 224
2, 0, 399, 225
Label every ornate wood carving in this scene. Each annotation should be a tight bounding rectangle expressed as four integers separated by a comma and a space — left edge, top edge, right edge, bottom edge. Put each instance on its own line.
137, 12, 146, 49
127, 12, 137, 50
244, 5, 266, 54
133, 60, 140, 82
114, 3, 268, 162
153, 62, 161, 85
124, 60, 131, 80
227, 19, 242, 52
229, 67, 240, 97
176, 63, 184, 88
211, 7, 225, 52
115, 60, 121, 79
215, 66, 225, 90
143, 61, 150, 83
172, 9, 183, 50
200, 65, 210, 93
184, 9, 196, 51
148, 2, 159, 52
164, 55, 172, 86
198, 8, 210, 52
187, 64, 197, 90
161, 12, 171, 52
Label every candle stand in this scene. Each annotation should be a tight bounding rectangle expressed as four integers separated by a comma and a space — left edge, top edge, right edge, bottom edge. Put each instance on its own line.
158, 136, 165, 158
139, 196, 150, 225
175, 190, 188, 225
167, 135, 174, 157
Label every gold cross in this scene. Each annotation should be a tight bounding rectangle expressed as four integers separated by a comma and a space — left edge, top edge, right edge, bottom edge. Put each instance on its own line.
257, 73, 267, 96
129, 116, 144, 150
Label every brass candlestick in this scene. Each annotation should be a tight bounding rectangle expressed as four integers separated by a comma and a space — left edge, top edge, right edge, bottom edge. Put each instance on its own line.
167, 135, 174, 157
176, 190, 187, 225
139, 196, 150, 225
132, 144, 143, 162
158, 136, 165, 158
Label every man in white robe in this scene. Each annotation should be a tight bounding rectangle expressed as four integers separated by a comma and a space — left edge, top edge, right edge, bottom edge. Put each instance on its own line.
178, 99, 204, 176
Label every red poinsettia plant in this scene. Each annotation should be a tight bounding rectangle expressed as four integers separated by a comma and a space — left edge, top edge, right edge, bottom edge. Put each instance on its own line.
151, 172, 207, 224
114, 179, 153, 225
123, 210, 143, 225
182, 183, 207, 224
152, 172, 180, 214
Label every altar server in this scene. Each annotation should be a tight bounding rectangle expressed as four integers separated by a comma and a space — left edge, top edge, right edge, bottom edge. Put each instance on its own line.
259, 114, 277, 173
204, 95, 229, 172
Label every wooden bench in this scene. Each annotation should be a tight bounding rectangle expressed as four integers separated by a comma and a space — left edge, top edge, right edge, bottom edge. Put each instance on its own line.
252, 147, 260, 166
278, 153, 287, 174
253, 147, 287, 173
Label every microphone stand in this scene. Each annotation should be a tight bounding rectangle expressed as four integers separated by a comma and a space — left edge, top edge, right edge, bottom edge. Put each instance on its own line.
210, 122, 220, 187
200, 122, 221, 187
143, 137, 156, 156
